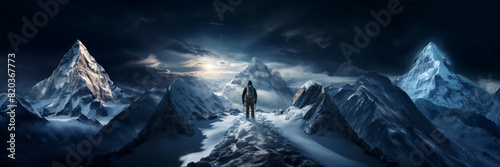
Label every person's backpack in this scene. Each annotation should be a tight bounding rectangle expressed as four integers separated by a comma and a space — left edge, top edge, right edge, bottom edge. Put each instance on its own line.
247, 85, 255, 100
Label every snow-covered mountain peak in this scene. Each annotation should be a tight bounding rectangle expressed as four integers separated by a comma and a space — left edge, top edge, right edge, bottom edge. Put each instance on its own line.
27, 40, 126, 118
59, 40, 95, 70
420, 42, 443, 61
222, 57, 293, 111
249, 57, 267, 69
406, 42, 452, 79
395, 42, 500, 125
301, 80, 322, 89
33, 40, 114, 102
292, 80, 323, 108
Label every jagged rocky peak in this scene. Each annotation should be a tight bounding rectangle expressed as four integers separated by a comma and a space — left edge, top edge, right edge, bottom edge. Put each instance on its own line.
27, 40, 123, 118
30, 39, 114, 103
61, 39, 114, 102
292, 80, 323, 109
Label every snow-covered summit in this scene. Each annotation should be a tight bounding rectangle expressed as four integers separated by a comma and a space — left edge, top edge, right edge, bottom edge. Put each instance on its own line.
395, 42, 500, 124
395, 42, 452, 98
292, 80, 323, 109
222, 57, 293, 111
28, 40, 126, 118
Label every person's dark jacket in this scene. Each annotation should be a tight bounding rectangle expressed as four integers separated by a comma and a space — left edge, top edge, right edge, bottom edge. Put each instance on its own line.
242, 86, 257, 104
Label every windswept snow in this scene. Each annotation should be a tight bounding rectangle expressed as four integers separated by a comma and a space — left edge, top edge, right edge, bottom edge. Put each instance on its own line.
180, 115, 239, 166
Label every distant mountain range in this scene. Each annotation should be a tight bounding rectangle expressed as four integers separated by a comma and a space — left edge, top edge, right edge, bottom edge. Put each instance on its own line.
1, 40, 499, 167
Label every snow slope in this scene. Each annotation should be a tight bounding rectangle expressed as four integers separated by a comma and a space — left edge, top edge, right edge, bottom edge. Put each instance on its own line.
332, 72, 471, 167
90, 87, 167, 155
84, 90, 194, 166
495, 88, 500, 103
27, 40, 128, 119
170, 78, 227, 117
395, 42, 500, 125
0, 93, 47, 126
286, 81, 356, 138
222, 57, 293, 111
265, 113, 382, 167
284, 81, 390, 166
0, 93, 105, 167
415, 98, 500, 166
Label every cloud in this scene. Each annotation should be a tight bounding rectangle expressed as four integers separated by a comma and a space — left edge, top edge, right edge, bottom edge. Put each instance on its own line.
333, 61, 368, 76
126, 54, 164, 69
180, 54, 248, 80
266, 62, 359, 89
282, 29, 303, 41
281, 28, 332, 48
208, 22, 225, 26
163, 39, 215, 56
477, 74, 500, 94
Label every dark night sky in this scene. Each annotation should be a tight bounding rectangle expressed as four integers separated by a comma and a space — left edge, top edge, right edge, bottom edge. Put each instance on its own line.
1, 0, 499, 93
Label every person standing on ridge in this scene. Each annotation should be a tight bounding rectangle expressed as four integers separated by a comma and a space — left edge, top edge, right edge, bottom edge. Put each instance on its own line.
242, 80, 257, 118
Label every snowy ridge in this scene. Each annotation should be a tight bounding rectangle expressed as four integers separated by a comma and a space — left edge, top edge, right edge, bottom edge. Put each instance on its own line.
0, 93, 47, 124
85, 90, 194, 166
194, 117, 322, 167
286, 80, 353, 136
170, 78, 227, 117
414, 98, 500, 166
27, 40, 128, 119
284, 81, 391, 165
222, 57, 293, 111
333, 72, 471, 167
90, 87, 167, 155
395, 42, 500, 124
292, 80, 323, 109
